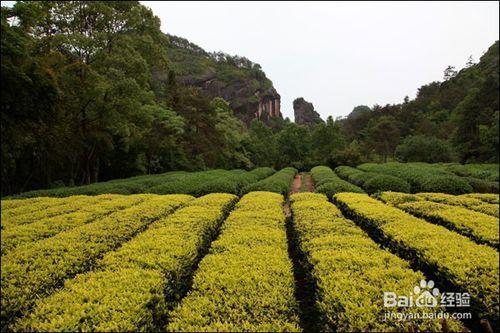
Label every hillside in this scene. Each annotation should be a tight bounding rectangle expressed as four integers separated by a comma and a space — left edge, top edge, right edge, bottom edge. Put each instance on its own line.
341, 41, 499, 163
161, 34, 283, 124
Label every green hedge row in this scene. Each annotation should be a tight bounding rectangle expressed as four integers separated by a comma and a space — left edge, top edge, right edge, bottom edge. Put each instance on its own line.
376, 192, 499, 249
290, 193, 463, 332
167, 192, 301, 332
14, 194, 236, 332
1, 195, 112, 229
1, 195, 142, 256
463, 177, 499, 193
441, 163, 499, 182
1, 194, 193, 330
11, 168, 276, 198
11, 172, 186, 198
414, 192, 499, 217
335, 166, 410, 194
149, 168, 275, 196
396, 200, 499, 249
311, 166, 364, 198
357, 162, 473, 194
241, 167, 297, 195
334, 193, 500, 328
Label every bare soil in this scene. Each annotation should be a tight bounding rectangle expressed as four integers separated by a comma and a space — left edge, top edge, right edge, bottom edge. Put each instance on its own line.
290, 173, 314, 196
290, 174, 302, 195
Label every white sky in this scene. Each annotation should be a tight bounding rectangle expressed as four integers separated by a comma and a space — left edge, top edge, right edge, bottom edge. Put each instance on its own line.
142, 1, 499, 119
3, 1, 498, 119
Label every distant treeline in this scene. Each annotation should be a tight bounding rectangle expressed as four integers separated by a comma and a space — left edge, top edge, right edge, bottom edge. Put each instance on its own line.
1, 1, 498, 195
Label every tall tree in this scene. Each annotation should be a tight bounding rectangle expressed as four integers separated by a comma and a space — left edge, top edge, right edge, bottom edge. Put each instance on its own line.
366, 116, 401, 162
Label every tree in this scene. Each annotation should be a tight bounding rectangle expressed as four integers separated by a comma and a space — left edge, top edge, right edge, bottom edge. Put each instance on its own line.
333, 140, 364, 166
479, 111, 499, 163
243, 120, 277, 167
366, 116, 400, 162
465, 55, 475, 68
395, 135, 456, 163
443, 65, 458, 80
275, 123, 312, 169
1, 1, 174, 193
311, 116, 346, 165
211, 97, 252, 169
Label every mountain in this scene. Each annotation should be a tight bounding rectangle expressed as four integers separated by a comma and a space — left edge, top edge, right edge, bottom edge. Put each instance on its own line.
293, 97, 324, 126
160, 34, 282, 124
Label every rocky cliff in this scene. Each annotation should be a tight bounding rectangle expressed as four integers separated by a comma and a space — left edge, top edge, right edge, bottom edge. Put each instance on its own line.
163, 34, 282, 124
293, 97, 324, 126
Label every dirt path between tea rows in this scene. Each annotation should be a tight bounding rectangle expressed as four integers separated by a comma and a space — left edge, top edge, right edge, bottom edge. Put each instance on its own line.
289, 173, 314, 195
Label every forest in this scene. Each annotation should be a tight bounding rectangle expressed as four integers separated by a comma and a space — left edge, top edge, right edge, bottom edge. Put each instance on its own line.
1, 1, 498, 196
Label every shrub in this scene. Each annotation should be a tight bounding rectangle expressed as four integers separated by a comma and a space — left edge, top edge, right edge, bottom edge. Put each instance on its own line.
375, 191, 421, 205
333, 193, 499, 326
315, 181, 364, 199
290, 193, 463, 332
363, 174, 411, 194
310, 166, 337, 185
395, 135, 456, 163
241, 167, 297, 195
347, 171, 378, 186
166, 192, 300, 332
420, 175, 472, 194
444, 163, 499, 182
416, 192, 498, 217
396, 201, 499, 248
1, 195, 143, 255
1, 194, 193, 329
14, 194, 236, 332
460, 193, 499, 204
333, 166, 361, 180
1, 195, 129, 229
311, 166, 364, 198
464, 177, 499, 193
13, 168, 274, 198
358, 162, 473, 194
248, 167, 275, 179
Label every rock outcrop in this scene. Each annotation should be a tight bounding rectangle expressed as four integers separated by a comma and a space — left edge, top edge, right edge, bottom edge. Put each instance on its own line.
163, 34, 282, 125
293, 97, 324, 126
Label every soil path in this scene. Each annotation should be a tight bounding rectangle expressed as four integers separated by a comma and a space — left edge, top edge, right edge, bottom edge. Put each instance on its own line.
283, 173, 321, 332
290, 174, 302, 195
290, 173, 314, 196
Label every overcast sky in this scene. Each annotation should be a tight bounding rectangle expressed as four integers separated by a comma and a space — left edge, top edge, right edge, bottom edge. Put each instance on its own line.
142, 1, 499, 120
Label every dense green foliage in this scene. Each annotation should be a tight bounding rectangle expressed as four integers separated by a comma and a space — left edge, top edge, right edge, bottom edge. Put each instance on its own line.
0, 1, 279, 196
311, 166, 364, 198
241, 167, 297, 194
395, 135, 456, 163
167, 192, 301, 332
1, 194, 193, 329
290, 193, 463, 332
13, 194, 236, 331
149, 168, 275, 196
358, 162, 474, 194
339, 42, 499, 164
1, 1, 498, 197
334, 193, 500, 328
335, 165, 410, 193
362, 174, 411, 194
10, 167, 274, 198
443, 163, 499, 181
